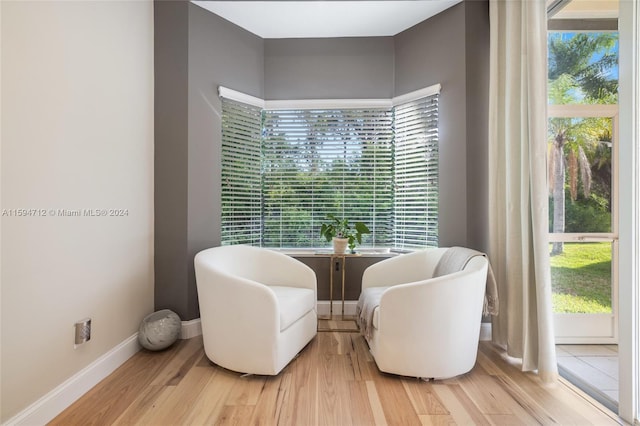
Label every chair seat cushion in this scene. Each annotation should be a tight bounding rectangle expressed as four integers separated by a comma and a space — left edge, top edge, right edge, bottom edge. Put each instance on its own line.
270, 286, 316, 331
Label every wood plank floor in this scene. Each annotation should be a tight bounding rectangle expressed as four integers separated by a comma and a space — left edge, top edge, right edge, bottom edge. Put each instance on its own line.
50, 331, 625, 425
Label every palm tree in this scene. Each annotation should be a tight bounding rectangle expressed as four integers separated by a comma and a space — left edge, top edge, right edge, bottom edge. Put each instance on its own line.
548, 33, 617, 100
547, 33, 617, 255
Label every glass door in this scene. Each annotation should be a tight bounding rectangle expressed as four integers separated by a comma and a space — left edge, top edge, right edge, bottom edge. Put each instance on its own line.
548, 105, 619, 343
547, 29, 619, 343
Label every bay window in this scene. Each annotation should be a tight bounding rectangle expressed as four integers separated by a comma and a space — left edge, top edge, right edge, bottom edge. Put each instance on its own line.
220, 86, 440, 249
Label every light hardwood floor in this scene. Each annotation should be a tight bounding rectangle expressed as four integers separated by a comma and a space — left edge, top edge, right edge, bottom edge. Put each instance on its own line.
50, 328, 625, 425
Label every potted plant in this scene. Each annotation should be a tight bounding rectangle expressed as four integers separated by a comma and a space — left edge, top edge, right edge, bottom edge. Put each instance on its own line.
319, 214, 370, 254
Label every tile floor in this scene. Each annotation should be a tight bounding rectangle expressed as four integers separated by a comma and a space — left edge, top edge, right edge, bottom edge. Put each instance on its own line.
556, 344, 619, 413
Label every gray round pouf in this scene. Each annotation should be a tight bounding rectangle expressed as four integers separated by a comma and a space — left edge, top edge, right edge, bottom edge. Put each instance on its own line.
138, 309, 181, 351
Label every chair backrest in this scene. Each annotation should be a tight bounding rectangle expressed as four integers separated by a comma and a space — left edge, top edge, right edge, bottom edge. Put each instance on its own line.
195, 245, 316, 289
197, 245, 277, 282
362, 247, 448, 289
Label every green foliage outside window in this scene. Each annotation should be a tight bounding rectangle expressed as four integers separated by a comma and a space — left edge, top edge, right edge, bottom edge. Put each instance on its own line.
547, 32, 618, 254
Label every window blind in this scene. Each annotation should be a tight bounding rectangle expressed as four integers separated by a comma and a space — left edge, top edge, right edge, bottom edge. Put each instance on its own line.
219, 87, 440, 249
393, 94, 439, 249
262, 109, 394, 248
220, 97, 263, 245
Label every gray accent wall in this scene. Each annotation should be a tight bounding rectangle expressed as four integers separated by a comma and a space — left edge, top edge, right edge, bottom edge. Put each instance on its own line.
464, 0, 490, 252
186, 5, 264, 319
154, 1, 190, 318
154, 0, 490, 320
264, 37, 395, 99
394, 1, 489, 251
294, 255, 393, 300
154, 1, 264, 320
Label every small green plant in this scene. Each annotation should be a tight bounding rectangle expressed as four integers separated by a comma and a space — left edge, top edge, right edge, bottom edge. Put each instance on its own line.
319, 214, 370, 253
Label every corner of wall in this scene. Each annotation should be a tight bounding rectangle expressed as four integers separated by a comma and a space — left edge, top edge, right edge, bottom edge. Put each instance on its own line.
464, 0, 491, 252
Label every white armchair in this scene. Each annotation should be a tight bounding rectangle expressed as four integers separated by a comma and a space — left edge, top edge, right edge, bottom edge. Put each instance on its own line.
359, 248, 489, 379
194, 245, 317, 375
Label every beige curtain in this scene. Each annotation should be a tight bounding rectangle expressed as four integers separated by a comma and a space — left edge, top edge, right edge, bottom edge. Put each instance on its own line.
488, 0, 558, 383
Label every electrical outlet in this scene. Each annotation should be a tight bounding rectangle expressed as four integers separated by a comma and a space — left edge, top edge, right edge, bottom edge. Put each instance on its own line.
75, 318, 91, 346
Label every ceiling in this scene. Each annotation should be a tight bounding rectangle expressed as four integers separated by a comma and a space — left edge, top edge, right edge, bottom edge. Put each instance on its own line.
192, 0, 618, 39
549, 0, 619, 19
191, 1, 463, 39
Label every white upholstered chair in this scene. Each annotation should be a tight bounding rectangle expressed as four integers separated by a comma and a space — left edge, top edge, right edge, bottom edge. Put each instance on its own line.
359, 248, 489, 379
194, 245, 317, 375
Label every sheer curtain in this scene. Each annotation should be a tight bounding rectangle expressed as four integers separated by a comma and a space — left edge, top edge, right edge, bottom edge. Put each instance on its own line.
488, 0, 558, 383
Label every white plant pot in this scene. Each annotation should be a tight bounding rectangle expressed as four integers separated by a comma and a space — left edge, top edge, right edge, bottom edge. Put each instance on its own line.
332, 237, 349, 254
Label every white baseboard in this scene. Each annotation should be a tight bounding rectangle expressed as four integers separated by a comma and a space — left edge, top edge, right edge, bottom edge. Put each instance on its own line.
317, 300, 358, 316
4, 315, 492, 425
181, 318, 202, 339
480, 322, 492, 341
5, 318, 206, 426
5, 334, 140, 426
176, 303, 361, 325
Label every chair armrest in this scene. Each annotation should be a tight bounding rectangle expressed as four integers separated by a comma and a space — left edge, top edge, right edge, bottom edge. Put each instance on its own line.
361, 248, 447, 289
375, 264, 487, 337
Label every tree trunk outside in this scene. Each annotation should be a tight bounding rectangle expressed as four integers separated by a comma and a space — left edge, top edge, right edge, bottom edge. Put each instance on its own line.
552, 142, 565, 255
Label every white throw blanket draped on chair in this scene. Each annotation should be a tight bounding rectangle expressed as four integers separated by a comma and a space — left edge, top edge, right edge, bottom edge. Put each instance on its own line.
432, 246, 499, 316
356, 286, 386, 339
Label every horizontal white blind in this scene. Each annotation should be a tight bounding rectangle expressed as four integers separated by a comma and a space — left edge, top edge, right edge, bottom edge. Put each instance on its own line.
262, 109, 394, 248
393, 94, 439, 249
219, 87, 440, 250
220, 98, 263, 245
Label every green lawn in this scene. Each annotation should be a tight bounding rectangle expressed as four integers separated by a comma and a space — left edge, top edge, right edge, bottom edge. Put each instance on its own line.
550, 242, 612, 314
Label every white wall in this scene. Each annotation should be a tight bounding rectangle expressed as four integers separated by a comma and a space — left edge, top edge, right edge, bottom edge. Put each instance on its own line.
0, 1, 154, 421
